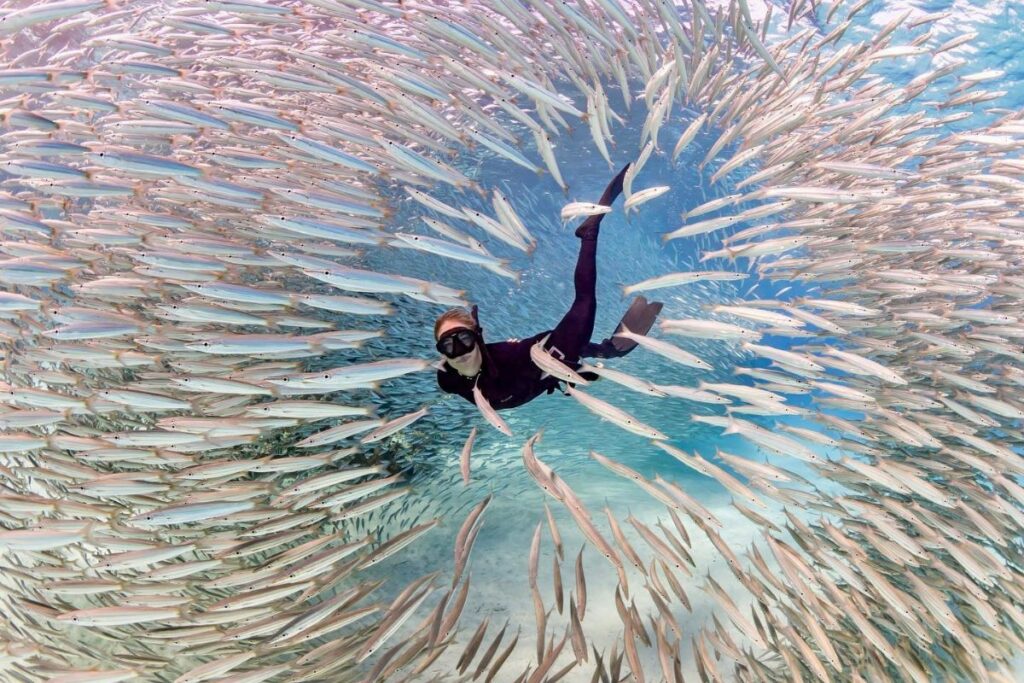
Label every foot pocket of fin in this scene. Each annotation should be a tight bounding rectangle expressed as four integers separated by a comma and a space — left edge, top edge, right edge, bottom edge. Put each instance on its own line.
610, 296, 664, 354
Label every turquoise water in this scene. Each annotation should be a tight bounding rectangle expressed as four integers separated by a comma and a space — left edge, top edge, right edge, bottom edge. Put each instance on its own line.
0, 0, 1022, 680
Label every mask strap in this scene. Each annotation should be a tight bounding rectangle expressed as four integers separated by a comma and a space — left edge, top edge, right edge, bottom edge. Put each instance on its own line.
470, 305, 483, 335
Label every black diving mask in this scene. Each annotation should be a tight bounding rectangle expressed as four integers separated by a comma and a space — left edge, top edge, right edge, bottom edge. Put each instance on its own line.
436, 327, 479, 359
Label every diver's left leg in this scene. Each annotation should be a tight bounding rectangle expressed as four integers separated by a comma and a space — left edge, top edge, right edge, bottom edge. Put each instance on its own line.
545, 232, 597, 366
574, 163, 630, 239
547, 165, 630, 364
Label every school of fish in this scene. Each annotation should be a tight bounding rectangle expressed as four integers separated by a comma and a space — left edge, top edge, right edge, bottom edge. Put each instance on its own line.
0, 0, 1022, 681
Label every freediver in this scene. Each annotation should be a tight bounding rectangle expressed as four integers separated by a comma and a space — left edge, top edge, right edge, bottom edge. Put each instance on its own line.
434, 163, 664, 410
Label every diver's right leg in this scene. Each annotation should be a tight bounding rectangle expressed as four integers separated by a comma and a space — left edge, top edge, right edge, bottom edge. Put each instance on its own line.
548, 165, 631, 364
545, 235, 597, 365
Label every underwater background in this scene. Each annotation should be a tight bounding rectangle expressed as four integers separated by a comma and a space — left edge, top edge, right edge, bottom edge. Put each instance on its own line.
1, 0, 1023, 681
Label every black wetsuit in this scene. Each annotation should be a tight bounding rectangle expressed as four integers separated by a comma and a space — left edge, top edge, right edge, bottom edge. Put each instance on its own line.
438, 329, 565, 410
437, 172, 623, 411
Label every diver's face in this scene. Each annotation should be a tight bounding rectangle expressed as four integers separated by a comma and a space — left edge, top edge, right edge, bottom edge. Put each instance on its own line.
436, 320, 482, 377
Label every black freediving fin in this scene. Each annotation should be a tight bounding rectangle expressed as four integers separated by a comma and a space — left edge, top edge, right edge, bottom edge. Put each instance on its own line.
582, 296, 664, 359
609, 295, 663, 353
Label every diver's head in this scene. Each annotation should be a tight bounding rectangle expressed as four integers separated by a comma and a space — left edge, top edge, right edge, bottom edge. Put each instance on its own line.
434, 307, 483, 378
